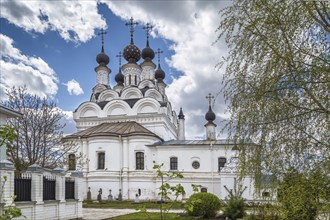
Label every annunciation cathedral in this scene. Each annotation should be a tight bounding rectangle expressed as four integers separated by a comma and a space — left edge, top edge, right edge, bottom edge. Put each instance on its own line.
64, 18, 257, 201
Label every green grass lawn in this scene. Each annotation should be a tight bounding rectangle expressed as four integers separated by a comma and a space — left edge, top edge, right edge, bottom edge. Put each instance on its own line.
83, 200, 184, 209
108, 212, 192, 220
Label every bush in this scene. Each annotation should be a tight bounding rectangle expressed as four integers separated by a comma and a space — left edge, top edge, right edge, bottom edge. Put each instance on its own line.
223, 197, 245, 220
184, 192, 222, 218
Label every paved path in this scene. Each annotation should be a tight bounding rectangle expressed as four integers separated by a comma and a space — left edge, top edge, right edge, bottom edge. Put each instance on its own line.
83, 208, 137, 219
83, 208, 185, 220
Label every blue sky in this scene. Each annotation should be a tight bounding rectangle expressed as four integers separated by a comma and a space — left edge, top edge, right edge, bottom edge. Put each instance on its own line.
0, 1, 231, 139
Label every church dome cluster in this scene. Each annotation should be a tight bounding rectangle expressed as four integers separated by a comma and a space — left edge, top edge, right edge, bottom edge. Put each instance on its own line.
93, 17, 167, 94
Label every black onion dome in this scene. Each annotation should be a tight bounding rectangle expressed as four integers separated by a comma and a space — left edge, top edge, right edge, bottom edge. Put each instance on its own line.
205, 106, 216, 122
96, 52, 109, 65
123, 44, 141, 63
142, 46, 155, 60
155, 64, 165, 80
115, 70, 124, 84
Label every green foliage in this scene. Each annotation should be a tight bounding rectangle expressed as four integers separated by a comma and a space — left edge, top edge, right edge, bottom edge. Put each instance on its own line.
0, 125, 16, 148
184, 192, 221, 218
222, 179, 246, 220
83, 200, 183, 209
244, 213, 279, 220
191, 184, 201, 193
153, 163, 185, 202
248, 203, 280, 220
223, 197, 245, 220
0, 205, 22, 220
147, 164, 185, 220
110, 212, 191, 220
277, 168, 330, 220
217, 0, 330, 190
0, 177, 22, 220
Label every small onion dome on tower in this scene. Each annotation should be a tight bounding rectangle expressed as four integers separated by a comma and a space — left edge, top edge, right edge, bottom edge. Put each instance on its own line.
115, 70, 124, 85
115, 52, 124, 85
142, 23, 155, 61
155, 64, 165, 81
205, 106, 216, 122
178, 107, 185, 119
96, 29, 110, 66
205, 93, 216, 122
142, 44, 155, 61
96, 50, 109, 66
155, 48, 165, 81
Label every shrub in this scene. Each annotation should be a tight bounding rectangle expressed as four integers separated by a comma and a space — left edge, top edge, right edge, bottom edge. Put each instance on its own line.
184, 192, 222, 218
223, 197, 245, 220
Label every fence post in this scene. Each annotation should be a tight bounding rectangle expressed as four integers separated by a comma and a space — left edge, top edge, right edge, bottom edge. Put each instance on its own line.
0, 160, 15, 205
52, 167, 65, 202
27, 164, 43, 204
71, 170, 83, 219
71, 171, 83, 201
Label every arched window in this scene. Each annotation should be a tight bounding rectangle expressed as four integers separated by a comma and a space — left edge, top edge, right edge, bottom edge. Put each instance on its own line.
136, 152, 144, 170
68, 154, 76, 170
170, 157, 178, 170
98, 152, 105, 169
218, 157, 227, 172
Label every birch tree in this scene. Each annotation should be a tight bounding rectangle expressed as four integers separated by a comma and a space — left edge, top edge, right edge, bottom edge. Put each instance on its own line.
217, 0, 329, 187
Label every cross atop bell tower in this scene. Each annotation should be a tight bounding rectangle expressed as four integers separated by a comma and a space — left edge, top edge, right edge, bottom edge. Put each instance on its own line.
206, 93, 214, 107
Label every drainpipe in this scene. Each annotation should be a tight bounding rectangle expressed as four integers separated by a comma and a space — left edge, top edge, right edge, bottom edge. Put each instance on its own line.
119, 135, 123, 194
210, 142, 214, 193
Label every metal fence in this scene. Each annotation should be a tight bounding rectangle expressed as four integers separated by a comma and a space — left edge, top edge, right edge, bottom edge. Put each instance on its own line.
14, 173, 31, 201
65, 178, 75, 199
43, 175, 56, 200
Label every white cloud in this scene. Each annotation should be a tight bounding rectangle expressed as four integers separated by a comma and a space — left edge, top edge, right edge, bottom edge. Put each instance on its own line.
0, 34, 58, 99
60, 110, 77, 136
0, 0, 106, 43
104, 1, 231, 139
64, 79, 84, 96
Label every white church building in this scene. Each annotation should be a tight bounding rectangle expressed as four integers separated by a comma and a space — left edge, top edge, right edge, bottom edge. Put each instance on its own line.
63, 19, 256, 201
